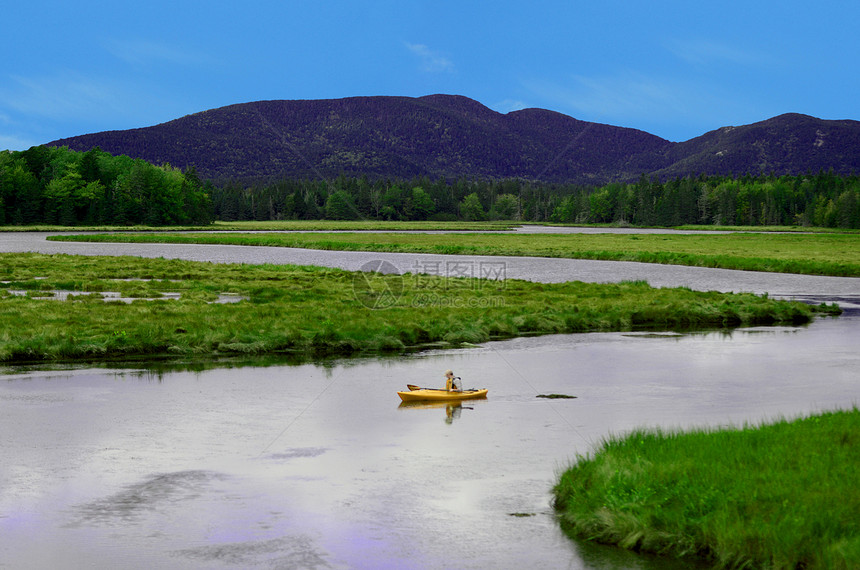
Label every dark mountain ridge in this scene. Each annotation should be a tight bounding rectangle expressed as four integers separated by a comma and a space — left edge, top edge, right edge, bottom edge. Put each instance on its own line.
47, 95, 860, 185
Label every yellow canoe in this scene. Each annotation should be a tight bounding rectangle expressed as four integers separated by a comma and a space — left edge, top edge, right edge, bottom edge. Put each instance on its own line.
397, 387, 488, 402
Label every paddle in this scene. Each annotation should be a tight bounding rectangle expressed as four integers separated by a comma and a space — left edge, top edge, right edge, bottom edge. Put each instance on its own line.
409, 376, 464, 391
406, 384, 481, 393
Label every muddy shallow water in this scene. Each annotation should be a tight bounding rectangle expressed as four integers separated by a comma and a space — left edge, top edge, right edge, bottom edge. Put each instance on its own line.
1, 233, 859, 569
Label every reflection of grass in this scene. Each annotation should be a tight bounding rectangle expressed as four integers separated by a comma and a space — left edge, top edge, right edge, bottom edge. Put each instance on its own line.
0, 253, 833, 363
554, 408, 860, 569
52, 231, 860, 276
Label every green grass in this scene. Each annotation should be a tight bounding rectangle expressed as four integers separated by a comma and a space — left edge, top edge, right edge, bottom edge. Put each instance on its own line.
0, 253, 833, 364
672, 224, 860, 234
542, 223, 859, 234
51, 230, 860, 277
8, 220, 856, 234
554, 408, 860, 569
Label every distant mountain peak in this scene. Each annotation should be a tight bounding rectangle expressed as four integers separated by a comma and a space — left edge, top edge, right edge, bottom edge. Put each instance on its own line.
46, 95, 860, 184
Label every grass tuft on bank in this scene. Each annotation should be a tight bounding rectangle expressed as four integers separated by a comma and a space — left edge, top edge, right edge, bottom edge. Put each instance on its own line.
0, 253, 835, 364
554, 408, 860, 569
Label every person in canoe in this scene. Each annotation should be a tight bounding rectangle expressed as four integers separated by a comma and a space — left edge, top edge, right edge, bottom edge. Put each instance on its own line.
444, 369, 462, 392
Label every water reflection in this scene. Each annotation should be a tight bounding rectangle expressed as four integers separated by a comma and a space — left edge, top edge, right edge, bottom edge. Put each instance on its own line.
398, 400, 478, 424
573, 539, 710, 569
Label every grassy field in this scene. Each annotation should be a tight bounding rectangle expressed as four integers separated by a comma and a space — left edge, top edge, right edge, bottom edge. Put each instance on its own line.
50, 230, 860, 277
6, 220, 857, 233
673, 224, 860, 234
0, 252, 832, 364
554, 408, 860, 569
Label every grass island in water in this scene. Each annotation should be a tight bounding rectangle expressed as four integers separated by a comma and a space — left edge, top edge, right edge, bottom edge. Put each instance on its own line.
0, 252, 837, 363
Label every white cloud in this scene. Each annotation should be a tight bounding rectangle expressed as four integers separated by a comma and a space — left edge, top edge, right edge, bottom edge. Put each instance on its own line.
526, 72, 685, 120
405, 43, 454, 73
0, 133, 37, 151
0, 69, 196, 144
0, 109, 45, 149
666, 38, 773, 67
522, 71, 761, 141
106, 39, 213, 67
0, 72, 127, 120
491, 99, 529, 114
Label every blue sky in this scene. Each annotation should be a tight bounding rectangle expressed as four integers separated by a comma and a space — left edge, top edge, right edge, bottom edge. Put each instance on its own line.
2, 1, 858, 151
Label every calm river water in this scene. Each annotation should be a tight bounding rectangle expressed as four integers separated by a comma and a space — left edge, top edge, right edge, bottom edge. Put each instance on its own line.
1, 232, 858, 569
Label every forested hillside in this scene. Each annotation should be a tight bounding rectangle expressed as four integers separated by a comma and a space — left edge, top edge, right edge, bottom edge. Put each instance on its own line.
47, 96, 860, 186
0, 146, 212, 226
47, 95, 670, 185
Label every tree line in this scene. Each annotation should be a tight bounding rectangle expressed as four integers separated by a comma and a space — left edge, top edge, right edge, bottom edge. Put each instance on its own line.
550, 172, 860, 228
2, 146, 858, 228
212, 171, 860, 228
0, 146, 213, 226
211, 176, 537, 223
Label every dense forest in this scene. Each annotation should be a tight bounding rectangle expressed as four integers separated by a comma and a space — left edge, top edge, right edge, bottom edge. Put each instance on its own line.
1, 146, 859, 228
211, 170, 860, 228
0, 146, 212, 226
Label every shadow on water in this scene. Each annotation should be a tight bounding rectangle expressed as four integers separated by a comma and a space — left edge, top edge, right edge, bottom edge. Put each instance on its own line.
67, 470, 229, 527
175, 536, 332, 569
0, 348, 403, 379
67, 469, 334, 568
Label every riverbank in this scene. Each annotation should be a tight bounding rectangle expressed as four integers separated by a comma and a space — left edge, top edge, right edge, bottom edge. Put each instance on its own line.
553, 408, 860, 569
49, 231, 860, 277
0, 252, 835, 364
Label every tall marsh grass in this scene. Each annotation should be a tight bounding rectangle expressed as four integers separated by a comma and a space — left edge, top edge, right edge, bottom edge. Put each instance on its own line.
554, 408, 860, 568
0, 253, 833, 363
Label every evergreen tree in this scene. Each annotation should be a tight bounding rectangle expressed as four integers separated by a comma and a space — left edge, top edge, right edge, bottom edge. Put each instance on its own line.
325, 190, 359, 220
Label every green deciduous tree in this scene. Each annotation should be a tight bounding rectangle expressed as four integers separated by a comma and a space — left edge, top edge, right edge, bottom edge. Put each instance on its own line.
459, 192, 486, 221
491, 193, 519, 220
0, 146, 213, 226
405, 186, 435, 220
